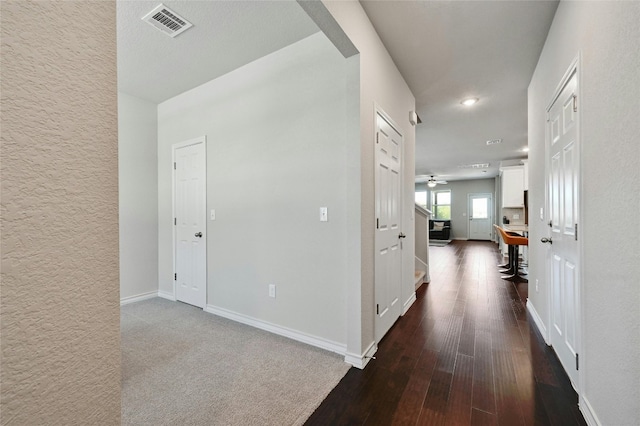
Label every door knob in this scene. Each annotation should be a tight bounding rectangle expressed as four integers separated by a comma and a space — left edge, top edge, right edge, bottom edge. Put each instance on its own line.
195, 232, 203, 238
540, 237, 552, 244
399, 233, 406, 239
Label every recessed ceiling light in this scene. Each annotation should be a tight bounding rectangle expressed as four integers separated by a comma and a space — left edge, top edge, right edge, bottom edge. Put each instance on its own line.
486, 139, 502, 145
461, 97, 479, 106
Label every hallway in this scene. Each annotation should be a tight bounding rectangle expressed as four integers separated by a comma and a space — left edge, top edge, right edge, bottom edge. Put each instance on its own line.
306, 240, 586, 425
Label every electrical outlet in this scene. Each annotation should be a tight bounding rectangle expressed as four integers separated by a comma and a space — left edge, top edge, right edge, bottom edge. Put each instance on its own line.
513, 214, 520, 220
210, 209, 216, 220
268, 284, 276, 298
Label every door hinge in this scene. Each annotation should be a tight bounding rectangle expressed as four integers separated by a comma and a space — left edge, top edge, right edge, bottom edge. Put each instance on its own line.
548, 220, 552, 228
174, 273, 177, 281
376, 218, 379, 229
174, 162, 176, 170
174, 218, 177, 225
576, 353, 579, 370
376, 133, 379, 144
572, 95, 578, 112
575, 223, 578, 241
376, 304, 379, 315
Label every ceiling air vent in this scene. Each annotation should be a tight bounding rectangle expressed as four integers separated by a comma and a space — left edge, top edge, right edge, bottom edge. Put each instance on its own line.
486, 139, 503, 145
458, 163, 490, 169
142, 4, 193, 38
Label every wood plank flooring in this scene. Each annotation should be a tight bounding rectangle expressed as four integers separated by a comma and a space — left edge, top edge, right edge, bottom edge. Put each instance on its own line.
305, 240, 586, 426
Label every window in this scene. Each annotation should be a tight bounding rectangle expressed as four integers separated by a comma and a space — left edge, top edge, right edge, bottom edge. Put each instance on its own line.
431, 190, 451, 220
415, 191, 427, 209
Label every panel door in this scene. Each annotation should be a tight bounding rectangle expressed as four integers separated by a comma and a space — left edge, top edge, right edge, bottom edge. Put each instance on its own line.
547, 71, 580, 387
375, 113, 403, 343
469, 194, 492, 240
174, 140, 207, 308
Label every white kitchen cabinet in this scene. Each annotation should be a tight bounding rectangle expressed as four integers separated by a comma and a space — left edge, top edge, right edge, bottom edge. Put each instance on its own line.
501, 166, 524, 207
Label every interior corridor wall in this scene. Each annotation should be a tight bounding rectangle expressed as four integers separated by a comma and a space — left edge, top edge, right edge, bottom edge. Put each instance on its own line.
157, 33, 349, 347
1, 1, 120, 422
322, 0, 416, 361
118, 92, 159, 302
527, 2, 640, 424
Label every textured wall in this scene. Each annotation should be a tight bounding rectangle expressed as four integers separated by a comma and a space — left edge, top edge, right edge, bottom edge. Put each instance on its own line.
1, 1, 121, 424
528, 2, 640, 424
118, 92, 159, 302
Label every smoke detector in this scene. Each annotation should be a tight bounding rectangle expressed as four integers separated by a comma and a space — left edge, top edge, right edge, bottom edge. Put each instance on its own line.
142, 4, 193, 38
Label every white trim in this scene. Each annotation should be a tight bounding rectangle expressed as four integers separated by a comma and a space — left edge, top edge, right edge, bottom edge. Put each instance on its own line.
120, 291, 158, 306
526, 299, 549, 345
402, 292, 417, 315
345, 340, 377, 370
158, 290, 177, 301
204, 304, 347, 356
579, 394, 601, 426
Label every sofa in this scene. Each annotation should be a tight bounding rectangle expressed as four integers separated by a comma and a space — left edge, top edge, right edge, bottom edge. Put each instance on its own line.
429, 220, 451, 240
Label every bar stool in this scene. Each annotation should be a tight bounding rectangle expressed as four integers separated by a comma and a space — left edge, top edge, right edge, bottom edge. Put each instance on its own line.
495, 225, 528, 282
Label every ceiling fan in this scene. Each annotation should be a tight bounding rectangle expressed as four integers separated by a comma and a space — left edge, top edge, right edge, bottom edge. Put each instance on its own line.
425, 175, 448, 188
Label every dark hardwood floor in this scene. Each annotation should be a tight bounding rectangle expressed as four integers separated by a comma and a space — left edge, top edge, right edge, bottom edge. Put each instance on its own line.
306, 240, 586, 426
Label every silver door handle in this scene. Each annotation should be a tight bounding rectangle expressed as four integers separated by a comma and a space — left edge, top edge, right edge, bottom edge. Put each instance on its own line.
540, 237, 552, 244
195, 232, 203, 238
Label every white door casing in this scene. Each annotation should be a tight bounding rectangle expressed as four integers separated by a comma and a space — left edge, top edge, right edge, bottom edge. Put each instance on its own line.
374, 112, 403, 343
468, 193, 493, 241
173, 137, 207, 309
546, 68, 580, 388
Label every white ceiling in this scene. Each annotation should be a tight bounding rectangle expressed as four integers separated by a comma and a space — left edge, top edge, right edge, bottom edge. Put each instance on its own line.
118, 1, 558, 182
360, 0, 558, 182
117, 1, 319, 104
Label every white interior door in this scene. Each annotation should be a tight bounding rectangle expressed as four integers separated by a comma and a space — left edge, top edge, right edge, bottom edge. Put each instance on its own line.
546, 70, 580, 387
375, 113, 403, 342
174, 137, 207, 309
468, 194, 492, 240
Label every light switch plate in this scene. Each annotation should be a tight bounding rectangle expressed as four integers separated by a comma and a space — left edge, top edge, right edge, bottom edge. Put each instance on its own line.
210, 209, 216, 220
320, 207, 328, 222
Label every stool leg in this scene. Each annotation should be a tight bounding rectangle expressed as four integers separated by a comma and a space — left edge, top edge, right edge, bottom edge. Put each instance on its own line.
501, 245, 528, 282
500, 244, 516, 274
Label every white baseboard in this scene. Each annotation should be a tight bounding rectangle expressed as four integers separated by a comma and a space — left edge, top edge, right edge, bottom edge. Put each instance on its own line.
158, 290, 176, 301
345, 340, 377, 369
526, 299, 549, 344
580, 395, 601, 426
120, 291, 158, 306
403, 292, 417, 315
204, 304, 347, 357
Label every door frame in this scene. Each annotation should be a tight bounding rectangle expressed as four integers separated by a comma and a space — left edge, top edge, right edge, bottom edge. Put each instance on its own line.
373, 105, 404, 343
467, 192, 493, 240
544, 54, 583, 393
171, 136, 207, 303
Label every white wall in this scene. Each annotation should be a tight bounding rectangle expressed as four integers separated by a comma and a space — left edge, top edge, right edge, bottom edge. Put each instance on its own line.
1, 1, 120, 422
118, 92, 159, 302
528, 2, 640, 424
158, 33, 349, 347
322, 0, 417, 361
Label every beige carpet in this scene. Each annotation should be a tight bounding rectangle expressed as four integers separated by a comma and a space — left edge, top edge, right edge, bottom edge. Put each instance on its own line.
121, 298, 350, 425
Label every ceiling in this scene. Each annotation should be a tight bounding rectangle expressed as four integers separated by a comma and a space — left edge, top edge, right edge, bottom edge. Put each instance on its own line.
360, 0, 558, 182
117, 1, 319, 103
118, 1, 558, 182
